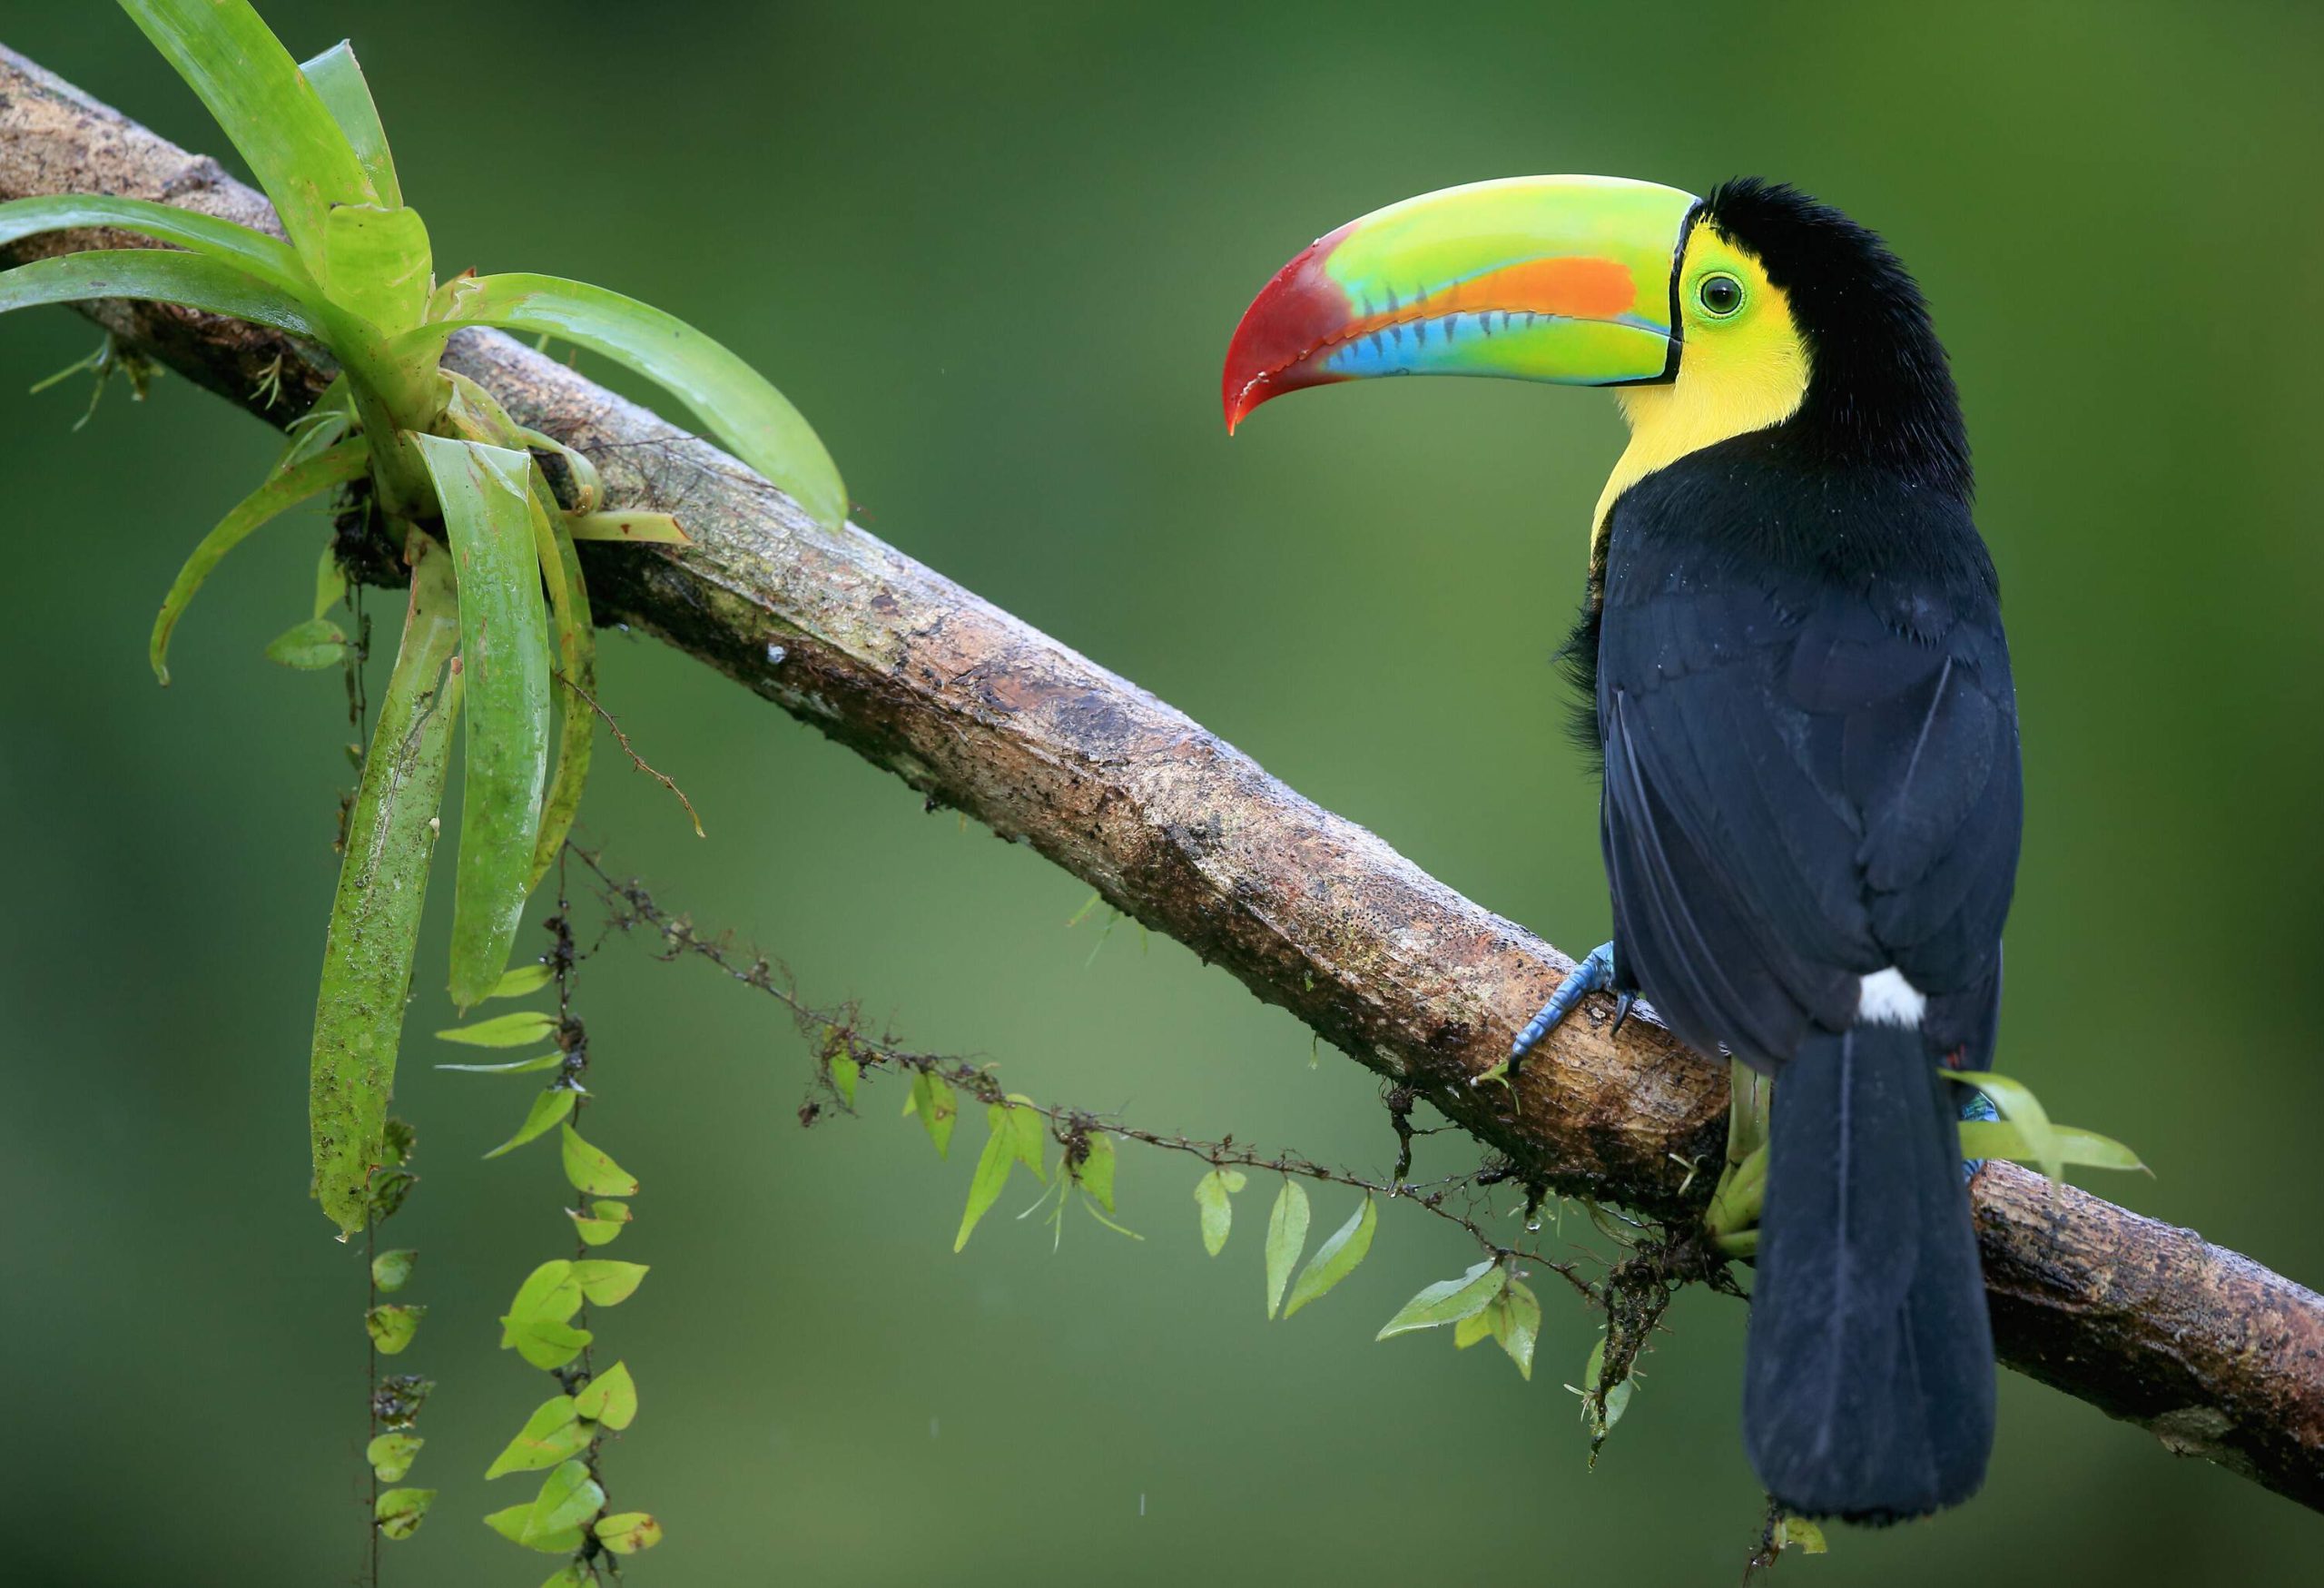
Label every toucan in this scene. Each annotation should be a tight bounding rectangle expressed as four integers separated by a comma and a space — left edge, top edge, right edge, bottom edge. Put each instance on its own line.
1222, 176, 2021, 1523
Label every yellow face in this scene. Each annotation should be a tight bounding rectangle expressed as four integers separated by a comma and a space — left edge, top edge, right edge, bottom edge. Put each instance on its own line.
1591, 224, 1812, 559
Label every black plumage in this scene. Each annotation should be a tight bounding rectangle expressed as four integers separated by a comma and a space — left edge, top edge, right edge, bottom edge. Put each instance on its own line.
1569, 182, 2023, 1520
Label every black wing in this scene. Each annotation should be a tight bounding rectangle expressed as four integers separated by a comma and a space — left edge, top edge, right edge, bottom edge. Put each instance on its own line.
1590, 454, 2022, 1070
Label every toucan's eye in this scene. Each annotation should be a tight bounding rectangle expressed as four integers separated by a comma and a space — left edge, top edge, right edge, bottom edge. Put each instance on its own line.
1698, 273, 1745, 318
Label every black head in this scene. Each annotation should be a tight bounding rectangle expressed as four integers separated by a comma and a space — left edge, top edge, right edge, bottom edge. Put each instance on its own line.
1700, 179, 1972, 499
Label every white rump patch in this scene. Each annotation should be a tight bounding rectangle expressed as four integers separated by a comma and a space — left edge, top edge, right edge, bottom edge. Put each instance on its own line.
1857, 968, 1927, 1028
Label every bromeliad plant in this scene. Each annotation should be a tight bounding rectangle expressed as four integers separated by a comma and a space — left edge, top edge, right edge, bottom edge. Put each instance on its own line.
0, 0, 845, 1235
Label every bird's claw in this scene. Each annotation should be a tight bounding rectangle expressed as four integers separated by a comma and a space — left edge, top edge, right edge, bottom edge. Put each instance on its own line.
1510, 941, 1618, 1070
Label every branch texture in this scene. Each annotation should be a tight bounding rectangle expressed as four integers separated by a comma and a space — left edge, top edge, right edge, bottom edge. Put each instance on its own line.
5, 42, 2319, 1513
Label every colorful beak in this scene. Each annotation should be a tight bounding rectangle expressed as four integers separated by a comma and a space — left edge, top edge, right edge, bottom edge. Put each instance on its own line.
1222, 175, 1701, 431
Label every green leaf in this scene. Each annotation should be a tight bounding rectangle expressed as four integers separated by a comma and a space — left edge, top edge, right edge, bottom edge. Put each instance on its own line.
1264, 1180, 1310, 1319
1283, 1196, 1374, 1319
490, 962, 555, 1000
573, 1361, 637, 1430
150, 436, 369, 684
595, 1512, 664, 1554
569, 1259, 649, 1307
1581, 1336, 1634, 1435
436, 1011, 556, 1048
1376, 1260, 1506, 1339
0, 193, 313, 299
504, 1318, 592, 1372
374, 1486, 434, 1540
1774, 1515, 1828, 1555
408, 272, 847, 528
483, 1089, 577, 1159
560, 1124, 639, 1196
120, 0, 378, 269
1194, 1168, 1245, 1257
0, 248, 329, 350
414, 436, 554, 1010
1073, 1132, 1118, 1212
505, 1260, 581, 1321
366, 1432, 422, 1483
300, 41, 402, 208
1000, 1096, 1049, 1179
497, 1262, 590, 1368
566, 510, 690, 544
568, 1199, 631, 1247
1952, 1070, 2063, 1185
308, 543, 462, 1232
1493, 1279, 1542, 1381
437, 1051, 565, 1075
320, 203, 431, 337
524, 498, 595, 893
954, 1110, 1019, 1253
830, 1051, 859, 1108
313, 544, 348, 620
538, 1567, 587, 1588
264, 616, 348, 669
366, 1304, 425, 1356
1453, 1308, 1494, 1348
527, 1460, 606, 1545
1958, 1119, 2145, 1174
484, 1395, 587, 1479
907, 1070, 958, 1158
371, 1248, 416, 1293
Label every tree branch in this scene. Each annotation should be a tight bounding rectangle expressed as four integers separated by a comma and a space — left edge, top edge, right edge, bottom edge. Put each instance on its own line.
5, 40, 2319, 1512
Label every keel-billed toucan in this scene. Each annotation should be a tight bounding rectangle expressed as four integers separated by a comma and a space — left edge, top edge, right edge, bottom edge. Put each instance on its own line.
1223, 177, 2021, 1523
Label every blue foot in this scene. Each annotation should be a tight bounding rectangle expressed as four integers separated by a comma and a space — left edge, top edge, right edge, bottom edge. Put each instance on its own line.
1512, 941, 1617, 1066
1955, 1081, 1998, 1184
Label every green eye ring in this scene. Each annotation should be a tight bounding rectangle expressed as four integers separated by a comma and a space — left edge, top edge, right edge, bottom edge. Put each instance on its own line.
1697, 271, 1746, 319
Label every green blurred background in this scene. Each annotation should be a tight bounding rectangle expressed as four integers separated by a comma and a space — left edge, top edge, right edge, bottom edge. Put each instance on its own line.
5, 1, 2320, 1583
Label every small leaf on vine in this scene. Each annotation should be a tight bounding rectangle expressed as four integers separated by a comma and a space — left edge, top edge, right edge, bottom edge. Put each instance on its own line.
1264, 1180, 1310, 1319
569, 1259, 649, 1307
537, 1566, 587, 1588
437, 1011, 557, 1048
505, 1318, 592, 1371
374, 1486, 435, 1540
1073, 1131, 1118, 1212
1375, 1260, 1505, 1339
829, 1050, 859, 1108
488, 962, 555, 999
954, 1111, 1019, 1253
1493, 1279, 1542, 1380
1454, 1308, 1494, 1349
1774, 1515, 1828, 1555
525, 1459, 607, 1546
999, 1096, 1048, 1180
265, 616, 349, 669
573, 1360, 637, 1429
371, 1248, 417, 1292
595, 1512, 665, 1553
366, 1432, 423, 1483
1283, 1196, 1375, 1319
567, 1200, 629, 1246
484, 1395, 587, 1479
486, 1089, 578, 1159
366, 1304, 426, 1355
905, 1070, 957, 1157
1194, 1168, 1246, 1257
313, 544, 347, 620
560, 1123, 639, 1196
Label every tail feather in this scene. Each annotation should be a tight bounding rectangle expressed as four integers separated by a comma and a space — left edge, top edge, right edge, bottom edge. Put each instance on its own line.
1742, 1022, 1994, 1523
